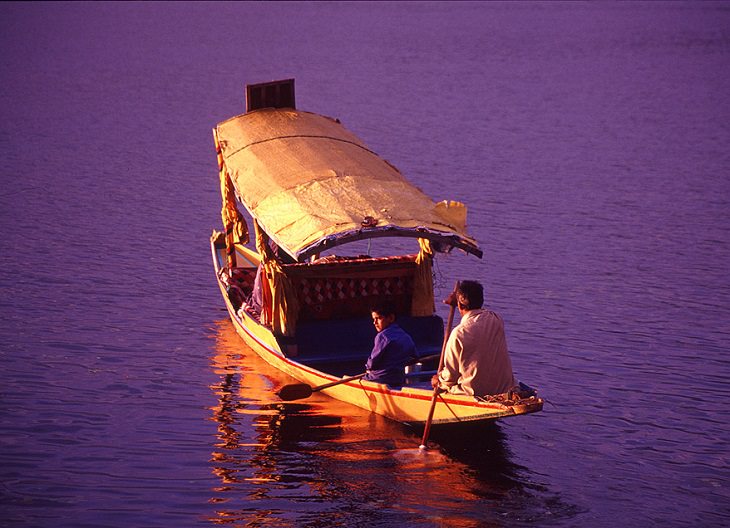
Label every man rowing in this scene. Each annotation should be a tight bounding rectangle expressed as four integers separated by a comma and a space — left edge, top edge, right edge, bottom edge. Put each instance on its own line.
431, 280, 517, 396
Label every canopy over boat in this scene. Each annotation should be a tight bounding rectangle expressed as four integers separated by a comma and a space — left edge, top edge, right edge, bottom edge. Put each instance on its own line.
214, 108, 483, 262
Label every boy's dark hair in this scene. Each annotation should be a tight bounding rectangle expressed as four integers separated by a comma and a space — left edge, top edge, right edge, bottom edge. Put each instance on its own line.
371, 299, 397, 318
456, 280, 484, 310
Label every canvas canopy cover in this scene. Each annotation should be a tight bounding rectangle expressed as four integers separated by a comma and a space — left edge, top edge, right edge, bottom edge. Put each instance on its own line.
213, 108, 482, 262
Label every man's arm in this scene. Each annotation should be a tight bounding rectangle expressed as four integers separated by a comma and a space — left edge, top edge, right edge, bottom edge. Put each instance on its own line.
431, 331, 461, 390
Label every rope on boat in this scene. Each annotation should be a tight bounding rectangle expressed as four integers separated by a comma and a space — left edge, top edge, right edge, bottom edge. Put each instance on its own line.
475, 390, 539, 407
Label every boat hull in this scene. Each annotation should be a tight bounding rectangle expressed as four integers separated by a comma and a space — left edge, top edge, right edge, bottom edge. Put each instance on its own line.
210, 236, 543, 426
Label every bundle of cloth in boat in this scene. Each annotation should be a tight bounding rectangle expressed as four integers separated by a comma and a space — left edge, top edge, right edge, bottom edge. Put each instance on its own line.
219, 267, 255, 310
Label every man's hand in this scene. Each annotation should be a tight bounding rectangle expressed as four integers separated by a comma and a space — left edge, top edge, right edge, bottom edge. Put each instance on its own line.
442, 291, 457, 307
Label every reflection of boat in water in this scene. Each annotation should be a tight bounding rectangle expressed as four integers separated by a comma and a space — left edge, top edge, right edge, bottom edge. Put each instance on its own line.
428, 421, 521, 481
209, 319, 350, 505
210, 78, 543, 427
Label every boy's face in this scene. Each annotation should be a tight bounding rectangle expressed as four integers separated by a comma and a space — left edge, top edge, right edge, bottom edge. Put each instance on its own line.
371, 311, 395, 333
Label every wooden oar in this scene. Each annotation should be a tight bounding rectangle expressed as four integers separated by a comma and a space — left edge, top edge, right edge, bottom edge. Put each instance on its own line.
277, 353, 440, 402
419, 283, 458, 450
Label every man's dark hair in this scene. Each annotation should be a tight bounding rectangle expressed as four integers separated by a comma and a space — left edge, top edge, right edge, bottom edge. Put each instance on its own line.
371, 299, 397, 318
456, 280, 484, 310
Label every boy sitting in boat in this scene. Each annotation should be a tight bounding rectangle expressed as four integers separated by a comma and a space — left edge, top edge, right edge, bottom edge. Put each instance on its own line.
364, 301, 417, 387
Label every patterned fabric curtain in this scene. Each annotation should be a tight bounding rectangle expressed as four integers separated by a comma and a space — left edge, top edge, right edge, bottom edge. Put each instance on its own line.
254, 220, 299, 337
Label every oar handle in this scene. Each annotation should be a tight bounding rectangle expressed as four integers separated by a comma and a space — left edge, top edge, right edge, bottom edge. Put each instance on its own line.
312, 372, 368, 392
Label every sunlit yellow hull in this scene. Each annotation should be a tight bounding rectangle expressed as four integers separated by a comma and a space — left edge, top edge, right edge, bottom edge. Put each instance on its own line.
211, 239, 543, 426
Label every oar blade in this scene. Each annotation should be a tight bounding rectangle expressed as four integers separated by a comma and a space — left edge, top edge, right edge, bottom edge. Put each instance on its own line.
277, 383, 313, 401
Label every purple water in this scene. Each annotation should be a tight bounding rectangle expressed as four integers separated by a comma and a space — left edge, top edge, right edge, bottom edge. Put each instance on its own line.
1, 2, 728, 526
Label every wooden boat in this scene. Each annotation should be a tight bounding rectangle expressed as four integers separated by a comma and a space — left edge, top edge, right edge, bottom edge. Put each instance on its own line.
210, 79, 542, 427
